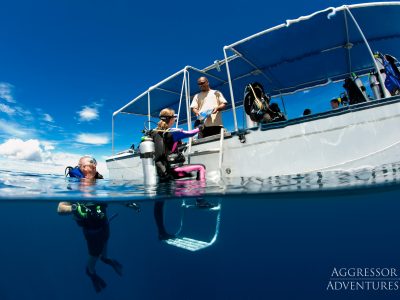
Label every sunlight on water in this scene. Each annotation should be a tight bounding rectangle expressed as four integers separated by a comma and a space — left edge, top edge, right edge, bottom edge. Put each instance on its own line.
1, 161, 400, 200
224, 162, 400, 193
1, 163, 400, 300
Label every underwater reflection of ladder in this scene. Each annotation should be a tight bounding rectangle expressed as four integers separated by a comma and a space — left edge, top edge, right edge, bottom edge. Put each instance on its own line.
163, 200, 221, 252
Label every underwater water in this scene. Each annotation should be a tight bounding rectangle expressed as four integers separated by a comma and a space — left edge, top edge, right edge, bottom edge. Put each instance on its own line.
1, 164, 400, 299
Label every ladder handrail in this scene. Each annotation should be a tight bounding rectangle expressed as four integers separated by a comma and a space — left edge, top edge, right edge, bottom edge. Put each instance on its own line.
218, 127, 225, 175
163, 199, 222, 252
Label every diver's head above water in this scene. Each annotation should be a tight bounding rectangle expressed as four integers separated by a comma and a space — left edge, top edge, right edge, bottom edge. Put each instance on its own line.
78, 155, 98, 180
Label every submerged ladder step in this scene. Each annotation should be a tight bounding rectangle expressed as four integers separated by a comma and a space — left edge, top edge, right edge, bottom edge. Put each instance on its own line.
183, 204, 221, 211
164, 237, 211, 251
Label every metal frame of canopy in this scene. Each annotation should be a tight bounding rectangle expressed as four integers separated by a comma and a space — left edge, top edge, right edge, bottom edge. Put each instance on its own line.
223, 2, 400, 132
111, 2, 400, 154
111, 68, 186, 154
110, 59, 237, 154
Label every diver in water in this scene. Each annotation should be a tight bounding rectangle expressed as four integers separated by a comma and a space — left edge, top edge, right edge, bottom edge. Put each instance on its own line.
149, 108, 207, 240
58, 156, 122, 293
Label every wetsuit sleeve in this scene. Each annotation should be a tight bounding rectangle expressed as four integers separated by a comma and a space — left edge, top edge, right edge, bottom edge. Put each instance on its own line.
171, 128, 200, 142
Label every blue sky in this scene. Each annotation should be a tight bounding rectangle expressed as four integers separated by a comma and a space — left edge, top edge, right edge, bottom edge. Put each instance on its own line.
0, 0, 382, 175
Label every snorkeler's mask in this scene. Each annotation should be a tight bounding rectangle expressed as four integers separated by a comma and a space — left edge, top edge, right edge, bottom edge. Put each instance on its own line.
159, 114, 178, 122
81, 155, 97, 166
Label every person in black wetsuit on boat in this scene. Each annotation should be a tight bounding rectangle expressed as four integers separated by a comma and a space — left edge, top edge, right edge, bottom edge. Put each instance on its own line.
150, 108, 208, 240
150, 108, 205, 182
58, 156, 122, 293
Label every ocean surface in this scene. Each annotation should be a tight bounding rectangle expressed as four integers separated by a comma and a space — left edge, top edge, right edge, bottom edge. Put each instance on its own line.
1, 163, 400, 299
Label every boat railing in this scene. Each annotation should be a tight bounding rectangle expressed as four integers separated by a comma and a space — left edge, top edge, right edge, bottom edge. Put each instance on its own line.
255, 95, 400, 132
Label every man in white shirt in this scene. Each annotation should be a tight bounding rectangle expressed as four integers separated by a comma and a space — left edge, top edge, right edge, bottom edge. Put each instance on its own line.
190, 76, 227, 137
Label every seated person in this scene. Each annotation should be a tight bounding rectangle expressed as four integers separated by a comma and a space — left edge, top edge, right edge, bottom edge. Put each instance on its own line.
150, 108, 207, 241
244, 82, 286, 123
151, 108, 206, 182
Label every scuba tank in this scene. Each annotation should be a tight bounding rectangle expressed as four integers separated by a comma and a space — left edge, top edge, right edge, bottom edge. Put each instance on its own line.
373, 52, 399, 97
369, 72, 384, 100
139, 137, 157, 185
343, 74, 367, 104
352, 73, 368, 100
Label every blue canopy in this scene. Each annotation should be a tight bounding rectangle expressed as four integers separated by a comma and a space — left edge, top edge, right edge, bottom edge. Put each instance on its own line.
113, 65, 233, 124
114, 2, 400, 122
223, 2, 400, 102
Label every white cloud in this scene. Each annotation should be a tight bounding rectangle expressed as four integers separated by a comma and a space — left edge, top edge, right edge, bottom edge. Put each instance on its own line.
15, 106, 32, 117
42, 141, 55, 151
0, 141, 109, 177
0, 82, 15, 103
43, 113, 54, 122
76, 133, 109, 145
0, 138, 44, 161
78, 106, 99, 121
0, 83, 33, 119
0, 103, 15, 115
0, 119, 30, 137
0, 138, 92, 167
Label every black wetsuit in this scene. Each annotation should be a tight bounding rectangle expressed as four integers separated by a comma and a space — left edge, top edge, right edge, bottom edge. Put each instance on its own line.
151, 131, 176, 180
75, 203, 109, 257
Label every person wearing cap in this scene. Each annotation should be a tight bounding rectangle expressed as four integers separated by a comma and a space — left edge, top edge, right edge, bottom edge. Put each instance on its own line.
190, 76, 227, 138
57, 156, 122, 293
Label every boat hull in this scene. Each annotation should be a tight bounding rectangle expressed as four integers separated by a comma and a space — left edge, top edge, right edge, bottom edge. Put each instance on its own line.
106, 152, 143, 181
107, 97, 400, 181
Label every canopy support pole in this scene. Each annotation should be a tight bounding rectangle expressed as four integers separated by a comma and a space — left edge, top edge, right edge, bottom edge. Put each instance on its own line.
185, 68, 192, 131
147, 92, 151, 128
112, 114, 115, 155
344, 6, 390, 98
279, 93, 287, 117
223, 47, 238, 132
185, 68, 195, 155
343, 10, 353, 75
176, 72, 186, 128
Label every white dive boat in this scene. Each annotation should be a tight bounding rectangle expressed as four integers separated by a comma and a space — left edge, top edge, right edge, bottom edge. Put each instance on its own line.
107, 2, 400, 182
